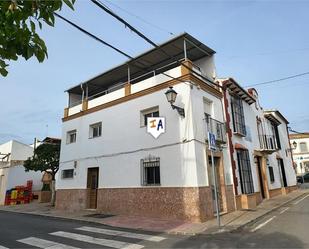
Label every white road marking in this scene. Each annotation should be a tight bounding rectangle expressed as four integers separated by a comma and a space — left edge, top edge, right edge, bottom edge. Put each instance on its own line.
17, 237, 80, 249
279, 207, 290, 214
293, 194, 309, 205
76, 226, 165, 242
50, 231, 144, 249
251, 216, 276, 232
0, 245, 9, 249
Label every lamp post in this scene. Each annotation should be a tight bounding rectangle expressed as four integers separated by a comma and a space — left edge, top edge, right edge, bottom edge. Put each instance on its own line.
165, 86, 185, 117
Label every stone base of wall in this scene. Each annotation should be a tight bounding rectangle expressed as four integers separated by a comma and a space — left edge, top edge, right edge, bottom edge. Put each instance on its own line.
39, 191, 52, 203
235, 192, 261, 210
56, 186, 239, 222
55, 189, 88, 211
225, 185, 236, 212
97, 187, 214, 222
269, 188, 284, 198
284, 185, 298, 194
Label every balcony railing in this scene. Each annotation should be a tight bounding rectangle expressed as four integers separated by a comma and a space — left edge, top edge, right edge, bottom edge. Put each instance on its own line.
205, 116, 227, 144
258, 135, 279, 152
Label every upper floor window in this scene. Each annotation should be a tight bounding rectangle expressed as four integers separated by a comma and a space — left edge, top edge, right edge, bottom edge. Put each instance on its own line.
89, 122, 102, 139
230, 95, 246, 136
140, 106, 159, 127
300, 142, 308, 153
66, 130, 77, 144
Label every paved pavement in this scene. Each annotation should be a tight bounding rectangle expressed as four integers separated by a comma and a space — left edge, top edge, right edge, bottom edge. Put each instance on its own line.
0, 192, 309, 248
0, 188, 307, 235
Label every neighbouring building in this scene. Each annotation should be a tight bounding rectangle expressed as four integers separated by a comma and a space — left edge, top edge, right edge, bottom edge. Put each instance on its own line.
289, 133, 309, 175
219, 78, 297, 209
56, 33, 235, 222
0, 140, 43, 205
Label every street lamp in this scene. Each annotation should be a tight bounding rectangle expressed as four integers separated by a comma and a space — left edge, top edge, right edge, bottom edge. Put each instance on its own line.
165, 86, 185, 117
293, 141, 297, 149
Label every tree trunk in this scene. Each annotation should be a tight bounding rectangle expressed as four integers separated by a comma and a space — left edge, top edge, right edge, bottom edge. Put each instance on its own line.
51, 180, 56, 206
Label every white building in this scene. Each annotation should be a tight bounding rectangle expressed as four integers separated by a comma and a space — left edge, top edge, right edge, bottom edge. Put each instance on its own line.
56, 33, 236, 222
289, 133, 309, 175
219, 79, 297, 209
0, 140, 43, 205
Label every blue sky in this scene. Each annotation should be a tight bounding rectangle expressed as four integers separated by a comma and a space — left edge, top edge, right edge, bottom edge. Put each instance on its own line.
1, 0, 309, 144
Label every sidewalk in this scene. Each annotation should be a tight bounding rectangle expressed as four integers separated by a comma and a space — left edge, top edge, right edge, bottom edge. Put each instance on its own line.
0, 188, 307, 235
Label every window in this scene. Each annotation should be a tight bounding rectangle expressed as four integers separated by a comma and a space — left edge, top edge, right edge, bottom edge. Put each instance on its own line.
230, 95, 246, 136
300, 142, 308, 153
89, 122, 102, 138
271, 123, 281, 149
268, 166, 275, 183
140, 107, 159, 127
62, 169, 74, 179
66, 130, 76, 144
141, 157, 160, 185
236, 149, 254, 194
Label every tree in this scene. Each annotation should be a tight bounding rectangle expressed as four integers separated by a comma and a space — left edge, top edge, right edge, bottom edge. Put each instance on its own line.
0, 0, 75, 76
24, 142, 60, 206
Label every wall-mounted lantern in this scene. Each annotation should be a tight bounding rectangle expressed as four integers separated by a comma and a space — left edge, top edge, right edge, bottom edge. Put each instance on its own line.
165, 86, 185, 117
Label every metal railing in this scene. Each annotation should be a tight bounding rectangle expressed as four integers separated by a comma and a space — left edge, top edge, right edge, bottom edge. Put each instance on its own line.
205, 116, 227, 143
258, 134, 278, 151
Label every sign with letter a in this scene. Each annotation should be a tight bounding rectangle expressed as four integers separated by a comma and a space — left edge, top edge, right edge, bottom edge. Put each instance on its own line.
147, 117, 165, 139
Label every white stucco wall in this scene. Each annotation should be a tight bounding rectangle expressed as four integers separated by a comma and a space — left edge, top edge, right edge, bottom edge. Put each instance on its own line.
290, 137, 309, 175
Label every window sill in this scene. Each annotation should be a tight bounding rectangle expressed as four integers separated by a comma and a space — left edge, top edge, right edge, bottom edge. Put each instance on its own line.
141, 184, 161, 187
89, 136, 102, 139
233, 132, 246, 137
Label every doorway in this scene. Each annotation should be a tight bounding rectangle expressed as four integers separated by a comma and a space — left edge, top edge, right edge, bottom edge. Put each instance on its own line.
255, 156, 266, 199
87, 167, 99, 209
208, 156, 223, 213
279, 159, 288, 187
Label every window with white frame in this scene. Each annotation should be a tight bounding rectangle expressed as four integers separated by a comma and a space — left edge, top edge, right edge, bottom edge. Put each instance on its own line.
62, 169, 74, 179
66, 130, 77, 144
140, 107, 159, 127
300, 142, 308, 153
89, 122, 102, 138
141, 157, 160, 185
230, 95, 246, 136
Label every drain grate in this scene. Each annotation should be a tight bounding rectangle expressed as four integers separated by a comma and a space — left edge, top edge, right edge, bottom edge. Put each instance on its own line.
84, 213, 115, 219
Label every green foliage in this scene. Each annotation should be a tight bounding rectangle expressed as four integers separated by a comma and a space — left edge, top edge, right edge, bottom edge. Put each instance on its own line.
24, 143, 60, 180
0, 0, 75, 76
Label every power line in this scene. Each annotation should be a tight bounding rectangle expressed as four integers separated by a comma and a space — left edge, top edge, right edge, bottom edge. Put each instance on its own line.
103, 0, 175, 36
91, 0, 158, 48
54, 13, 133, 59
55, 13, 192, 87
244, 71, 309, 87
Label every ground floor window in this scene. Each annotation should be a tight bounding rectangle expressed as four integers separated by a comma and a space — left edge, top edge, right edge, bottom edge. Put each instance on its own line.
269, 166, 275, 183
141, 157, 160, 186
236, 149, 254, 194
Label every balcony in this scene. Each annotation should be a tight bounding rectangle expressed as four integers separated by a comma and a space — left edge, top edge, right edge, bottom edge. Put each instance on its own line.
258, 134, 279, 154
205, 116, 227, 144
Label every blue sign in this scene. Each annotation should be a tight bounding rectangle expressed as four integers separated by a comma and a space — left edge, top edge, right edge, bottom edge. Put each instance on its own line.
208, 132, 216, 151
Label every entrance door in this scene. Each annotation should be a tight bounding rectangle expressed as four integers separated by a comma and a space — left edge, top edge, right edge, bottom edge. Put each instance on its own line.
87, 167, 99, 209
279, 159, 288, 187
255, 156, 265, 199
208, 156, 223, 213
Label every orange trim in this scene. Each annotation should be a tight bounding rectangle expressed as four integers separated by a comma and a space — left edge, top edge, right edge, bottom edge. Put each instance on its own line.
63, 73, 222, 122
234, 143, 247, 150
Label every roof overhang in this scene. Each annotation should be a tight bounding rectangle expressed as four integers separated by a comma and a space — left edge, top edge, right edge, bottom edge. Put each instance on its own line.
264, 110, 289, 124
66, 33, 216, 96
221, 78, 256, 105
264, 113, 281, 126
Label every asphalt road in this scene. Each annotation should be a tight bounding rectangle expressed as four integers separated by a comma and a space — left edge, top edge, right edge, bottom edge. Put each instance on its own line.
0, 193, 308, 248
